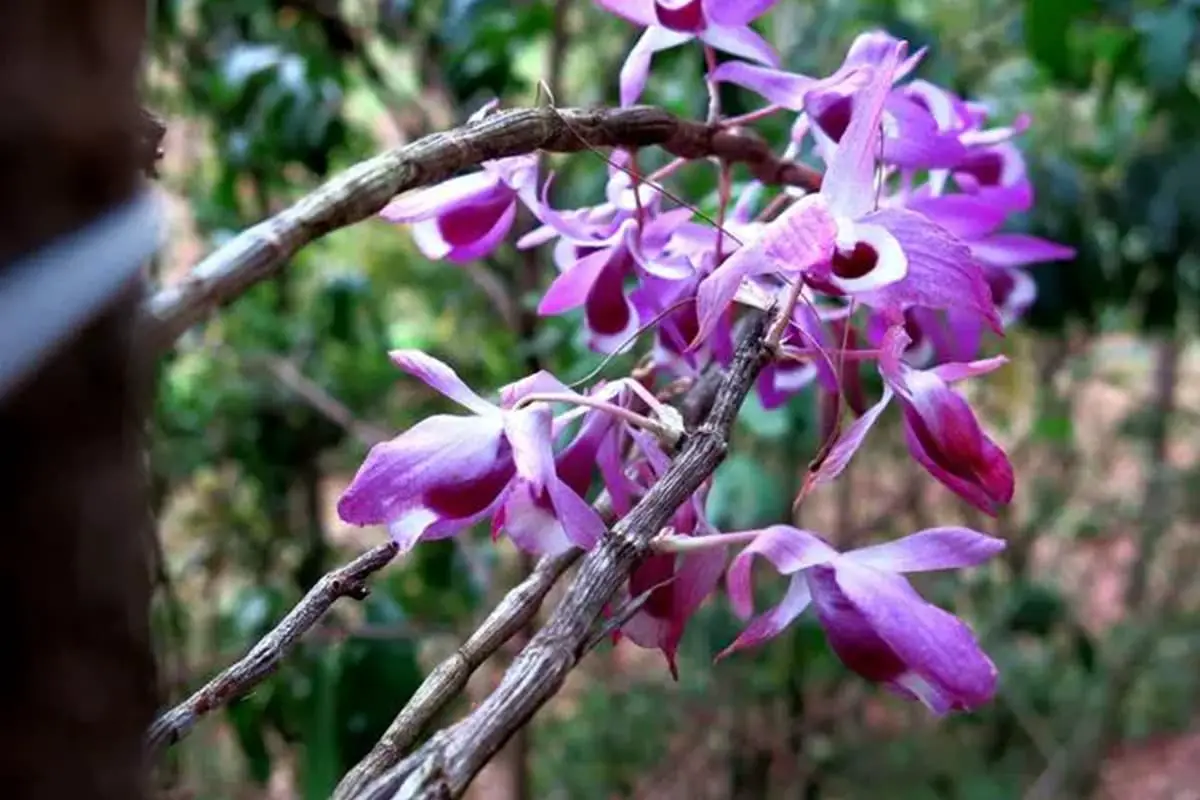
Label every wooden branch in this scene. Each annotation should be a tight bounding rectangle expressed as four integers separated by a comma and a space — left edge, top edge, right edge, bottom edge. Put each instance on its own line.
141, 105, 820, 351
354, 313, 771, 799
145, 541, 399, 754
332, 546, 583, 800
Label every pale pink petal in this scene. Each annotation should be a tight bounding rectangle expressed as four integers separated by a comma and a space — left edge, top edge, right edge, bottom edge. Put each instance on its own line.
595, 0, 657, 25
822, 42, 904, 220
700, 23, 779, 66
704, 0, 777, 26
379, 171, 499, 223
847, 527, 1006, 573
621, 27, 694, 106
389, 350, 497, 415
809, 385, 893, 487
970, 234, 1076, 268
501, 406, 556, 490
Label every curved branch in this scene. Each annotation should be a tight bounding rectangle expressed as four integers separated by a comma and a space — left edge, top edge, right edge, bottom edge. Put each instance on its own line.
145, 541, 399, 754
141, 106, 819, 351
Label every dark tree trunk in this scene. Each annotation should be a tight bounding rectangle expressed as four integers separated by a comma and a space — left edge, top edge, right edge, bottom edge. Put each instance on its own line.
0, 2, 157, 799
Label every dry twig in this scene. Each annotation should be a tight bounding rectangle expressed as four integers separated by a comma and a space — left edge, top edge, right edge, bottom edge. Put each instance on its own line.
145, 541, 400, 753
141, 106, 819, 351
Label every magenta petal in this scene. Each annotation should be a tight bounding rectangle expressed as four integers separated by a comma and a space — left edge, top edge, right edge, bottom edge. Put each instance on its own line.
902, 193, 1007, 241
336, 414, 510, 545
725, 525, 838, 618
930, 355, 1008, 384
502, 407, 556, 490
380, 171, 500, 223
704, 0, 777, 25
389, 350, 498, 416
809, 386, 893, 487
719, 576, 812, 658
546, 476, 607, 549
694, 196, 836, 342
620, 27, 694, 106
859, 207, 1001, 331
847, 527, 1006, 573
817, 561, 998, 713
538, 248, 615, 316
844, 31, 925, 79
969, 234, 1076, 268
498, 370, 577, 409
502, 482, 574, 556
708, 62, 816, 109
822, 42, 903, 220
443, 200, 517, 263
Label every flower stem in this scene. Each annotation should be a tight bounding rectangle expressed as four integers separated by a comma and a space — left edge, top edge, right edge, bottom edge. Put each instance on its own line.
652, 530, 761, 554
514, 392, 682, 446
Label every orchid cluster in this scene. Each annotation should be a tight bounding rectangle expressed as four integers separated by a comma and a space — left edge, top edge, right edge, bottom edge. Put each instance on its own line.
338, 4, 1076, 715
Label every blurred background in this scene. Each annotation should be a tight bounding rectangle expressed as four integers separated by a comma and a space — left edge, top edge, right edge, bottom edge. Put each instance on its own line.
145, 0, 1200, 797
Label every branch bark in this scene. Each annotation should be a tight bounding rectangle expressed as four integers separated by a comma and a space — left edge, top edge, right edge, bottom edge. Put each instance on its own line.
141, 105, 819, 351
145, 541, 399, 754
352, 312, 771, 799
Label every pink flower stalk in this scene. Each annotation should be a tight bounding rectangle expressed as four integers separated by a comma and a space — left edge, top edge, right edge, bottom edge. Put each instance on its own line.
595, 0, 780, 106
723, 524, 1004, 713
812, 325, 1014, 516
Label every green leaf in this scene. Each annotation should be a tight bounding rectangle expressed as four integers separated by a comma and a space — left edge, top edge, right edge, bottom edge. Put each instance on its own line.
707, 454, 789, 530
737, 392, 791, 440
1136, 6, 1196, 93
1023, 0, 1093, 85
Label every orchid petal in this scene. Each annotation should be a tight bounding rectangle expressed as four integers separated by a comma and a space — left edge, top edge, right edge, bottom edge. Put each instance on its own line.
829, 218, 908, 294
547, 476, 607, 549
708, 61, 814, 108
859, 208, 1001, 330
695, 195, 836, 342
901, 194, 1007, 240
970, 234, 1076, 268
699, 24, 779, 66
847, 527, 1006, 573
718, 576, 812, 658
502, 482, 574, 555
442, 200, 518, 263
389, 350, 497, 416
620, 27, 694, 106
336, 414, 512, 545
502, 406, 556, 489
725, 525, 838, 617
379, 171, 500, 223
822, 43, 903, 220
816, 561, 998, 713
809, 385, 893, 487
538, 248, 616, 316
704, 0, 777, 26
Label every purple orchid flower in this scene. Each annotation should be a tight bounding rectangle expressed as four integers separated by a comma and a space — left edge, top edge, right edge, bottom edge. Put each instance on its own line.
595, 0, 780, 106
619, 487, 727, 677
812, 325, 1014, 516
336, 351, 606, 554
722, 524, 1004, 713
696, 39, 1000, 342
530, 179, 695, 353
711, 31, 966, 171
379, 152, 537, 264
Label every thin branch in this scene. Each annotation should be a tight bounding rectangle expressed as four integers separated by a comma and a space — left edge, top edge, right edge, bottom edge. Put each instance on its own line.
141, 106, 821, 351
145, 541, 399, 754
354, 312, 771, 799
332, 546, 583, 800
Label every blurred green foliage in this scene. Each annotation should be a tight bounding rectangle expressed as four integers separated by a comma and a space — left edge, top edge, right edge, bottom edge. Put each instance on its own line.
148, 0, 1200, 797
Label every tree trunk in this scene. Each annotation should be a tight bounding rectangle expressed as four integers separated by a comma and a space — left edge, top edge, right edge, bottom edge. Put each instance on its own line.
0, 2, 156, 799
